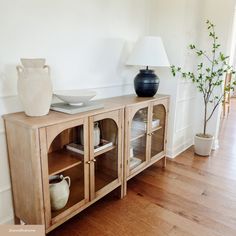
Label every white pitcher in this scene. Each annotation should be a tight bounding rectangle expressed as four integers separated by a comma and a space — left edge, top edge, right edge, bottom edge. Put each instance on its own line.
17, 58, 53, 116
49, 175, 71, 211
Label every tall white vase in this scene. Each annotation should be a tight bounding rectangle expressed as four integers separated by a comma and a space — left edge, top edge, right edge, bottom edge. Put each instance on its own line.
17, 58, 53, 116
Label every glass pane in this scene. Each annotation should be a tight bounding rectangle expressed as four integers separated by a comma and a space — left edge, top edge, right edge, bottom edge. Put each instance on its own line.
94, 119, 118, 193
130, 136, 146, 170
130, 107, 148, 171
151, 105, 166, 158
48, 125, 85, 219
51, 165, 85, 218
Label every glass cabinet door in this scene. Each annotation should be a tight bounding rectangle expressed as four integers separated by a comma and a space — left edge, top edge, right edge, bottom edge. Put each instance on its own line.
89, 110, 121, 200
128, 106, 149, 175
150, 104, 166, 160
45, 119, 89, 225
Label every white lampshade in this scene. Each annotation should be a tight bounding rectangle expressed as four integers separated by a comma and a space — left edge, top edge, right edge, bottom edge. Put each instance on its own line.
127, 36, 170, 67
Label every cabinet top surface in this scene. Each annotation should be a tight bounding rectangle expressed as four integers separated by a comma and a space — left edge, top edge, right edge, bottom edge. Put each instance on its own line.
3, 94, 169, 128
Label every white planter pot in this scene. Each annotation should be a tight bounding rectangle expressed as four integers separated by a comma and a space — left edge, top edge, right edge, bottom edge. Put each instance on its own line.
194, 134, 213, 156
17, 58, 52, 116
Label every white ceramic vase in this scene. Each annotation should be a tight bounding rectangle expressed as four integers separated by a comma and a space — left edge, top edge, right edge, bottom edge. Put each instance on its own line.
194, 135, 213, 156
49, 175, 71, 211
17, 58, 53, 116
80, 122, 100, 146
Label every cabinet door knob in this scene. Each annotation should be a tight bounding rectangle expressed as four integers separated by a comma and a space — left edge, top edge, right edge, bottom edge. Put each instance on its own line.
86, 161, 91, 164
92, 159, 97, 162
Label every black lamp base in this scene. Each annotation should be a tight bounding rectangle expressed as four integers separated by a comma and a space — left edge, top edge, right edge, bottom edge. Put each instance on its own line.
134, 69, 160, 97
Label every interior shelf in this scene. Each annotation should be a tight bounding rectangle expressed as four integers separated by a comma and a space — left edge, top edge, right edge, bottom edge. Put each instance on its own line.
94, 145, 116, 157
152, 125, 162, 132
48, 149, 83, 176
51, 176, 84, 219
130, 129, 146, 141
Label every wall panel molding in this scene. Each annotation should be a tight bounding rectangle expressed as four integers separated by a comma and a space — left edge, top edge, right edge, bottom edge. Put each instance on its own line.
175, 124, 193, 133
177, 96, 196, 103
0, 185, 11, 194
0, 94, 17, 99
0, 216, 14, 225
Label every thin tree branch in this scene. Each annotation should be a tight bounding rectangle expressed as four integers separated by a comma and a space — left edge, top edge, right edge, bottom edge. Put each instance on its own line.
206, 94, 224, 122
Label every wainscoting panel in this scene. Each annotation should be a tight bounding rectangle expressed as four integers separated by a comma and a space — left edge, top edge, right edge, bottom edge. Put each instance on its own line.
0, 133, 11, 190
0, 189, 13, 224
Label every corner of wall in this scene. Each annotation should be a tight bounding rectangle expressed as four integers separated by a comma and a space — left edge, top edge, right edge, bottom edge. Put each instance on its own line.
166, 137, 193, 158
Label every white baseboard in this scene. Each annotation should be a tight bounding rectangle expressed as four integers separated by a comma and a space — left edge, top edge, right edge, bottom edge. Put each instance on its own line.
166, 138, 193, 158
212, 138, 219, 150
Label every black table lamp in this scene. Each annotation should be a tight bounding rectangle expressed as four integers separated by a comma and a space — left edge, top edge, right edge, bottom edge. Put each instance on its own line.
127, 36, 170, 97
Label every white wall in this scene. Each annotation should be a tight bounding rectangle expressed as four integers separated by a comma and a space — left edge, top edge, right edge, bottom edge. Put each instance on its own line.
149, 0, 203, 157
0, 0, 150, 224
1, 0, 236, 225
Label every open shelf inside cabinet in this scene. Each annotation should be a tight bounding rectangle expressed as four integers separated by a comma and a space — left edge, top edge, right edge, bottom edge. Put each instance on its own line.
131, 129, 146, 142
48, 149, 83, 176
51, 164, 85, 219
48, 125, 84, 175
152, 125, 162, 133
94, 143, 116, 157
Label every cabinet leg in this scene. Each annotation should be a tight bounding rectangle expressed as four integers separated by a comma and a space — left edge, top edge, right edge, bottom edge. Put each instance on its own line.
123, 179, 127, 197
14, 215, 21, 225
162, 156, 166, 168
116, 186, 124, 199
120, 185, 124, 199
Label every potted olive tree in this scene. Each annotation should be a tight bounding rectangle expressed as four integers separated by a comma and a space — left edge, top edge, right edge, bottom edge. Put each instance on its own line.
171, 20, 236, 156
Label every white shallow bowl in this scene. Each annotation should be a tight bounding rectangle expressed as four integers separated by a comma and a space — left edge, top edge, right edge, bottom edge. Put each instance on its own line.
54, 90, 97, 105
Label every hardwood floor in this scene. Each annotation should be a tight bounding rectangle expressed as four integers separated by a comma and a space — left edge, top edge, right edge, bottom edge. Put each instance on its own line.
49, 100, 236, 236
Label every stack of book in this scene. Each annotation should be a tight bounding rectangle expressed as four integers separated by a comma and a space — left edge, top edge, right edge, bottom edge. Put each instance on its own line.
66, 139, 113, 155
132, 118, 160, 131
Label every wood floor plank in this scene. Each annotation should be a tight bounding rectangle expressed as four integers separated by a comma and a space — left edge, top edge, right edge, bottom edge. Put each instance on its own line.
128, 178, 236, 235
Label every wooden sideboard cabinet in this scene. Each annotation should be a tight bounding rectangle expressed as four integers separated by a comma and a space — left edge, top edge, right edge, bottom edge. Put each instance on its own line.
3, 94, 169, 233
3, 105, 124, 233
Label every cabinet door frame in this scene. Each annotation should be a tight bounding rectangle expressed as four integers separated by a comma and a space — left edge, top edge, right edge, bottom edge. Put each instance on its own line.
89, 109, 123, 200
149, 99, 169, 162
125, 102, 151, 178
39, 118, 90, 228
